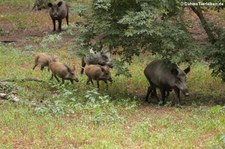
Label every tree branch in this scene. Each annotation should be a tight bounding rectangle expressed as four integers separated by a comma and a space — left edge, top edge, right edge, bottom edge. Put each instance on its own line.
190, 5, 216, 44
0, 77, 46, 83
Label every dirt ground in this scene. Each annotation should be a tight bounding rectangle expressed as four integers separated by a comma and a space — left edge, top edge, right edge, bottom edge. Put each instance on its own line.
1, 3, 225, 49
0, 4, 78, 49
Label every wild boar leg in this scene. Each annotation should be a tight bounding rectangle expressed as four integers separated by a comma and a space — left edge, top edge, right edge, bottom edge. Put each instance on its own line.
174, 88, 181, 105
165, 90, 170, 97
58, 19, 62, 31
66, 14, 69, 25
90, 79, 94, 85
50, 74, 54, 80
81, 58, 86, 74
40, 65, 45, 70
86, 77, 93, 85
33, 64, 38, 70
160, 88, 166, 105
104, 80, 108, 90
96, 80, 100, 90
52, 19, 56, 31
145, 86, 152, 102
61, 78, 65, 84
54, 75, 60, 82
70, 79, 74, 84
86, 79, 90, 85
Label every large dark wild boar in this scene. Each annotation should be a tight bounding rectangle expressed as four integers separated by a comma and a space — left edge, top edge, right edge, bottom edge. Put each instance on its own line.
144, 60, 190, 105
48, 0, 69, 31
84, 65, 112, 90
49, 62, 79, 84
81, 49, 113, 74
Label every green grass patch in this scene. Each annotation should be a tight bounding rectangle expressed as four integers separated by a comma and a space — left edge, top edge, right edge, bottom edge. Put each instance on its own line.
0, 0, 33, 7
0, 44, 225, 148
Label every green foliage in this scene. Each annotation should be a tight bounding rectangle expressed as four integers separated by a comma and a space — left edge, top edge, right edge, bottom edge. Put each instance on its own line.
206, 27, 225, 81
41, 34, 62, 47
0, 83, 18, 93
34, 83, 128, 126
0, 40, 225, 148
74, 0, 196, 76
217, 133, 225, 147
113, 60, 132, 77
32, 0, 51, 10
74, 0, 225, 81
0, 28, 9, 36
209, 105, 224, 114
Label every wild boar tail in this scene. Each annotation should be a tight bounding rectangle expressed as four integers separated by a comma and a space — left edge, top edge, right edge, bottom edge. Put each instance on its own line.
81, 57, 86, 74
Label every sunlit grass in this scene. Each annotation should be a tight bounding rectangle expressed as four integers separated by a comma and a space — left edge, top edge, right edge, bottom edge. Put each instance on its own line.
0, 44, 224, 148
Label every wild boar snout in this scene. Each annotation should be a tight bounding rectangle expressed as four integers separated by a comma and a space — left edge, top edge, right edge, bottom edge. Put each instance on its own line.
182, 89, 189, 96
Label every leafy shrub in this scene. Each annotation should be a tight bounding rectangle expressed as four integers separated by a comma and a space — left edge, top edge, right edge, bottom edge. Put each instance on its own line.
216, 133, 225, 147
207, 27, 225, 81
74, 0, 195, 76
41, 34, 62, 47
34, 84, 133, 126
0, 82, 18, 93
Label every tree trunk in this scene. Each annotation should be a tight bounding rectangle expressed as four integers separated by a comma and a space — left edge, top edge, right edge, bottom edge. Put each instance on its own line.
190, 5, 216, 44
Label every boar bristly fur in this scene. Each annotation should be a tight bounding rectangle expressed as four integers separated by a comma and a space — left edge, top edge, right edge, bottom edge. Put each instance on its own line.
48, 0, 69, 31
81, 49, 113, 74
144, 60, 190, 106
49, 62, 79, 84
33, 53, 57, 71
84, 65, 112, 90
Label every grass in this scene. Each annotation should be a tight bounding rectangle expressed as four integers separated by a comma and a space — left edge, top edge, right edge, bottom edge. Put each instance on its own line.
0, 43, 225, 148
0, 0, 33, 5
0, 1, 225, 148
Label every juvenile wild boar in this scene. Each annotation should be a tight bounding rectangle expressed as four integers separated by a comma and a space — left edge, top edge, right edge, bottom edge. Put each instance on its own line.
32, 0, 50, 10
48, 0, 69, 31
84, 64, 112, 90
144, 60, 190, 105
33, 53, 57, 71
49, 62, 79, 84
81, 49, 113, 74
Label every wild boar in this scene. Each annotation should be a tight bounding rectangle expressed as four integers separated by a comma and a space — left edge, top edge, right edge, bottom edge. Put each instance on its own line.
33, 53, 58, 71
49, 62, 79, 84
84, 64, 112, 90
144, 60, 190, 105
32, 0, 50, 10
81, 48, 113, 74
48, 0, 69, 31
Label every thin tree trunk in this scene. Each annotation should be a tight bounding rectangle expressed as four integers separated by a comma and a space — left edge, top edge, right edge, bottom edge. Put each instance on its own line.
190, 5, 216, 44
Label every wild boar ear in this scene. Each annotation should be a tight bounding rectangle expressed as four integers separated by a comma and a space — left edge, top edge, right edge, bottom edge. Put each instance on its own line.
57, 1, 63, 7
184, 66, 190, 74
48, 3, 53, 7
171, 68, 179, 76
100, 66, 106, 73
